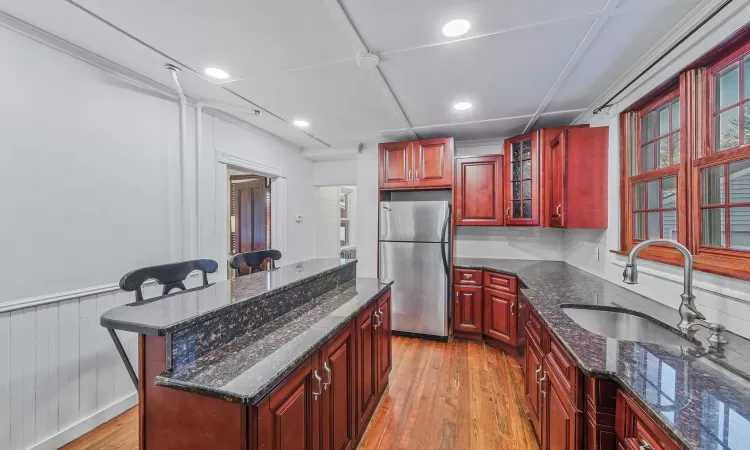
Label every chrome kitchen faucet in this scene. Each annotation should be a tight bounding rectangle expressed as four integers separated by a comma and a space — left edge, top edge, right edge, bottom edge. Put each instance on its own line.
623, 239, 728, 350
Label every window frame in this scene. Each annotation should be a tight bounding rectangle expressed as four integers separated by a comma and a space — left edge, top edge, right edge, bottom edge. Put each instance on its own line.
620, 87, 687, 261
619, 35, 750, 280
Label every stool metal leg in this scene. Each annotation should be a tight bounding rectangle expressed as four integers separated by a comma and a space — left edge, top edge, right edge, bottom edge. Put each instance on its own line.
108, 328, 138, 390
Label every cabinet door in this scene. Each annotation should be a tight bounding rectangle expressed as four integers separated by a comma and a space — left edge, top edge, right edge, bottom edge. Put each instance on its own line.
413, 138, 452, 188
505, 132, 540, 226
376, 292, 392, 393
452, 285, 483, 335
483, 287, 517, 345
543, 360, 580, 450
454, 155, 504, 226
322, 323, 355, 450
355, 302, 379, 435
525, 335, 543, 442
379, 141, 412, 189
257, 354, 322, 450
548, 132, 566, 228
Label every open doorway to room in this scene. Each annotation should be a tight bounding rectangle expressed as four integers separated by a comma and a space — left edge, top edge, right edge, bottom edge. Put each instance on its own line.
229, 170, 271, 276
314, 185, 357, 260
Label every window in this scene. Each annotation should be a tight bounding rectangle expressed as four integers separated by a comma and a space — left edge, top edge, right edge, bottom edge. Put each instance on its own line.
620, 35, 750, 279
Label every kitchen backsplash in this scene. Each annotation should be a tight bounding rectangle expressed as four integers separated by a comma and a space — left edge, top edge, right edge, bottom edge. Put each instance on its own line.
454, 227, 565, 260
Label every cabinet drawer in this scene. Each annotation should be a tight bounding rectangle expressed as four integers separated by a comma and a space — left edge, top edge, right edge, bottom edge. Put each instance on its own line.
545, 334, 581, 407
454, 269, 482, 285
526, 308, 543, 346
483, 271, 517, 293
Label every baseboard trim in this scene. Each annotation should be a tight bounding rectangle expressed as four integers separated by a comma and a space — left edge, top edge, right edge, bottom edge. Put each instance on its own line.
29, 393, 137, 450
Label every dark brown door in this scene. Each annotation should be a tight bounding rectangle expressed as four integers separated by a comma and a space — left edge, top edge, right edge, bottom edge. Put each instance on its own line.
413, 138, 452, 188
452, 285, 483, 335
321, 323, 355, 450
505, 131, 540, 226
525, 334, 543, 442
376, 292, 392, 393
483, 287, 516, 345
543, 363, 579, 450
378, 142, 412, 189
355, 302, 379, 435
257, 354, 322, 450
548, 132, 566, 228
454, 155, 504, 226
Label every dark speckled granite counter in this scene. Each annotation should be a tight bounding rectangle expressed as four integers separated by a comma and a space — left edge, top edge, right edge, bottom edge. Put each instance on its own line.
454, 258, 750, 450
156, 277, 392, 404
101, 258, 356, 335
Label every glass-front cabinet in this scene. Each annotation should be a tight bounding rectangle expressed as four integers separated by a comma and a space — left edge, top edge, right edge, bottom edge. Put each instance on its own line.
505, 131, 540, 226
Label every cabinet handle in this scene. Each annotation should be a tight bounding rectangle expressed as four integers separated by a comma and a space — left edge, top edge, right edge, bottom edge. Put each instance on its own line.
535, 366, 542, 383
457, 208, 461, 219
510, 303, 515, 315
374, 311, 381, 329
506, 207, 510, 218
312, 370, 322, 400
416, 169, 419, 179
556, 204, 562, 217
408, 170, 411, 180
322, 362, 331, 390
539, 373, 547, 397
638, 440, 654, 450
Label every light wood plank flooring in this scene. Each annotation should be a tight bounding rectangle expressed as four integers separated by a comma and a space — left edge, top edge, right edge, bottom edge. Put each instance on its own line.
62, 336, 539, 450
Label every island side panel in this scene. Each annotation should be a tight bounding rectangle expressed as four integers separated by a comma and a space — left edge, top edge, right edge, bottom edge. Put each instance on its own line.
139, 334, 249, 450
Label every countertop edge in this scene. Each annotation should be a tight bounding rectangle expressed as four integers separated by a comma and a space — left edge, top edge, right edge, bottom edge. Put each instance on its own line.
153, 279, 394, 405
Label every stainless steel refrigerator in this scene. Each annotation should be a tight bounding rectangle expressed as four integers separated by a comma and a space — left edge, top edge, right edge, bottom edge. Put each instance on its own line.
379, 200, 451, 339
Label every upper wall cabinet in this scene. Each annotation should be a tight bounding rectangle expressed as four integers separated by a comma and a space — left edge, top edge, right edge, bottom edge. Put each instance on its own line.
454, 155, 504, 226
378, 138, 453, 190
544, 127, 609, 229
505, 132, 541, 226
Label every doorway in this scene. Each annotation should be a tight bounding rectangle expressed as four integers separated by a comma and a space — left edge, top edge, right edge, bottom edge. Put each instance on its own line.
229, 173, 271, 275
314, 185, 356, 259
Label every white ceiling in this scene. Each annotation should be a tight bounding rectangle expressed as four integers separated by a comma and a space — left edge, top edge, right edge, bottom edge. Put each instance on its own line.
0, 0, 701, 149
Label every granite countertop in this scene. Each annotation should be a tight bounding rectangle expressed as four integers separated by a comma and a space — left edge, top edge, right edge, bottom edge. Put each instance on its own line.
100, 258, 356, 335
454, 257, 750, 450
155, 277, 393, 404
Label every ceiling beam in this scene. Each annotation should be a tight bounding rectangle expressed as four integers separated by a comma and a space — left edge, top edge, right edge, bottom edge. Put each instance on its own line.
324, 0, 418, 140
523, 0, 622, 133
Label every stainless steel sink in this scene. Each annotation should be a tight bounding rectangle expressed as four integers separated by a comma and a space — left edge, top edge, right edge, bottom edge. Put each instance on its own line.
560, 306, 698, 348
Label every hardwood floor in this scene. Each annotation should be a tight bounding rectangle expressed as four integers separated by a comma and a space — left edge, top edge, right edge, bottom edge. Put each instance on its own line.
62, 336, 538, 450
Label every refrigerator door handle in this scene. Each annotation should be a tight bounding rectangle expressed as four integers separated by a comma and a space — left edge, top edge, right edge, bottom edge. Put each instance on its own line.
440, 203, 451, 277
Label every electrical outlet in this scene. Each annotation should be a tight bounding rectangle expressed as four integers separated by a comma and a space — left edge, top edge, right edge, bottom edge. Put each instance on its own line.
295, 215, 303, 223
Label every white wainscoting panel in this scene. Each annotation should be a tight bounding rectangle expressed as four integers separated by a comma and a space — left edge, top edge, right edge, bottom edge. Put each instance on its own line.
0, 289, 140, 449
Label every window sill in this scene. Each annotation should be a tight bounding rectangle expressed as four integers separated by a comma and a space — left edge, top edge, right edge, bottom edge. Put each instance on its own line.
610, 249, 750, 282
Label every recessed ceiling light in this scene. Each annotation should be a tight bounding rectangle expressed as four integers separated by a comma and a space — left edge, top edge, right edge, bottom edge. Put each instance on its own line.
453, 102, 472, 111
442, 19, 471, 38
204, 67, 230, 80
293, 119, 310, 128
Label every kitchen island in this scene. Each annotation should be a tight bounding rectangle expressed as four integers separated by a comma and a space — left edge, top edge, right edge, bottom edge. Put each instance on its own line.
101, 258, 393, 450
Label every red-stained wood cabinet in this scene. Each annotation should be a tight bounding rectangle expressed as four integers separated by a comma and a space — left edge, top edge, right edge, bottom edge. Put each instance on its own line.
321, 322, 356, 450
545, 127, 609, 229
483, 287, 517, 345
379, 141, 412, 189
505, 131, 541, 226
378, 138, 453, 190
453, 155, 504, 226
355, 301, 379, 435
376, 292, 392, 394
257, 353, 322, 450
615, 391, 680, 450
525, 330, 545, 439
452, 284, 483, 338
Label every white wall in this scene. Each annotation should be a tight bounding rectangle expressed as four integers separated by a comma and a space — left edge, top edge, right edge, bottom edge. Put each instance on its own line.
313, 187, 340, 258
0, 23, 316, 449
563, 2, 750, 339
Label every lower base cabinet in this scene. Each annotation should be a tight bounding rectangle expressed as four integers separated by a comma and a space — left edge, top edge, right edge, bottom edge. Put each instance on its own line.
615, 391, 680, 450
